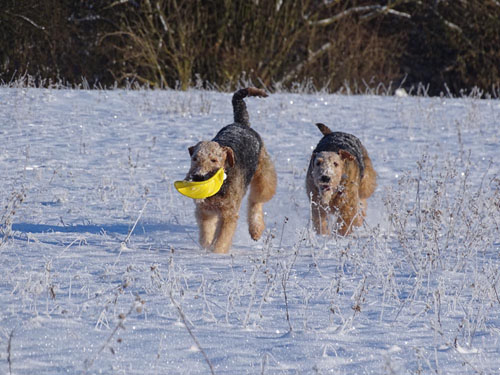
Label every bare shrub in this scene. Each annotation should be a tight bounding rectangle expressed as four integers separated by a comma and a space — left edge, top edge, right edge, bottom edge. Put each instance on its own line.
97, 0, 406, 91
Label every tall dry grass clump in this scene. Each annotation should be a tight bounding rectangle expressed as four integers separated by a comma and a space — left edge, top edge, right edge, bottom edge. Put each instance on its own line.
98, 0, 404, 91
382, 152, 500, 360
384, 152, 499, 274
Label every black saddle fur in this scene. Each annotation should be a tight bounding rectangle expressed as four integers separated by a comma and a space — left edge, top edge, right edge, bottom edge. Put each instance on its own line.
314, 132, 365, 178
212, 88, 263, 196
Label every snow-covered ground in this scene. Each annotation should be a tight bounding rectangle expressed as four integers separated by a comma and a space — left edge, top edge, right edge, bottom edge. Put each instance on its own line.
0, 87, 499, 374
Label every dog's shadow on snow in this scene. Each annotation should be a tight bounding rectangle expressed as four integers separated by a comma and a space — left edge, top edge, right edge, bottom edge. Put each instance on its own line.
11, 222, 194, 236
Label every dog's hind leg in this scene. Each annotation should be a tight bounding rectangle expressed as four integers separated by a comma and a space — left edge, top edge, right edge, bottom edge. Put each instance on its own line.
360, 198, 368, 217
248, 147, 277, 240
196, 206, 218, 249
248, 202, 264, 241
359, 151, 377, 199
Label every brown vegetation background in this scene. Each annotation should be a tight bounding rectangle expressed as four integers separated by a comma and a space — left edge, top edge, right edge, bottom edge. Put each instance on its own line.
1, 0, 499, 96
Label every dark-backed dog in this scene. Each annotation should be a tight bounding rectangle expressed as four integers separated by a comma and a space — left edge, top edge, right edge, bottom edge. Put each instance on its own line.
185, 88, 277, 253
306, 123, 376, 235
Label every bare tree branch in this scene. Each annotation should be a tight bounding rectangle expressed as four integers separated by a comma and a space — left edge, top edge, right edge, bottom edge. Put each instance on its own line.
310, 5, 411, 27
4, 11, 46, 31
361, 8, 412, 20
102, 0, 138, 11
281, 42, 331, 84
169, 291, 215, 375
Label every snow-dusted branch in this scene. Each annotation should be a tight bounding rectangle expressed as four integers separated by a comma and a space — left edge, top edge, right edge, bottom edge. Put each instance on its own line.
4, 11, 46, 30
361, 7, 412, 20
103, 0, 138, 10
281, 42, 331, 84
310, 5, 411, 27
83, 296, 145, 374
169, 290, 215, 375
7, 329, 13, 375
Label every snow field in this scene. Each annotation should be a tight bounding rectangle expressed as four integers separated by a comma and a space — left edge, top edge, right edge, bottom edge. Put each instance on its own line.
0, 88, 499, 374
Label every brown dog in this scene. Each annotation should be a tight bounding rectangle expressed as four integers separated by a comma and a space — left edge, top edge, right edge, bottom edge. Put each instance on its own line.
306, 123, 376, 235
185, 88, 276, 253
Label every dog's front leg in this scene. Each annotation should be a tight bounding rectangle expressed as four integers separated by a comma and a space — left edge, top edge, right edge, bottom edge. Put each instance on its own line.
311, 203, 329, 235
337, 201, 363, 236
212, 212, 239, 254
196, 206, 218, 249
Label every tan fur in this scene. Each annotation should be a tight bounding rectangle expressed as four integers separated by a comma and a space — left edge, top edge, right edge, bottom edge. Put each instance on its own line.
306, 144, 376, 236
186, 132, 276, 254
248, 146, 277, 240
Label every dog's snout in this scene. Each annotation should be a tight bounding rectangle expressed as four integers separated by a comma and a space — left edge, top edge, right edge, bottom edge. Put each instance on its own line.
190, 169, 218, 182
320, 175, 331, 183
191, 174, 205, 182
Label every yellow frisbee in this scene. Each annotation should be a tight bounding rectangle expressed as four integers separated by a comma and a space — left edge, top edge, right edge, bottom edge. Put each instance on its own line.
174, 168, 225, 199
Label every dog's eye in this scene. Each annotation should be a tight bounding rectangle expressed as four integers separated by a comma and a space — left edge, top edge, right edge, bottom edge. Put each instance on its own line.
315, 160, 322, 166
211, 159, 217, 163
334, 162, 339, 167
192, 157, 198, 162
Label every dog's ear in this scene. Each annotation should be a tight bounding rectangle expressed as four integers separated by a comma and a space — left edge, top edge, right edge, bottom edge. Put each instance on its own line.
223, 146, 235, 167
188, 145, 197, 156
339, 150, 355, 161
311, 152, 320, 164
316, 123, 332, 135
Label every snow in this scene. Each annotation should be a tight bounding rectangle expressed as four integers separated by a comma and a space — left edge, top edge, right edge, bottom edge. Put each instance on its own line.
1, 87, 499, 374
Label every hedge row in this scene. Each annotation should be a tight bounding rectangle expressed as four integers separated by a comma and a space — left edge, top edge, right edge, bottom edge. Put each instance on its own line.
1, 1, 499, 96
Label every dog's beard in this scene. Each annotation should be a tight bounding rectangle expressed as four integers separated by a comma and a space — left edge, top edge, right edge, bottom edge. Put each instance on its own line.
319, 187, 334, 207
314, 179, 332, 205
316, 179, 342, 207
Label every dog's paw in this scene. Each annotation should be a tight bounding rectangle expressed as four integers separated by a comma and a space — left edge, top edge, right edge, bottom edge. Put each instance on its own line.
249, 223, 265, 241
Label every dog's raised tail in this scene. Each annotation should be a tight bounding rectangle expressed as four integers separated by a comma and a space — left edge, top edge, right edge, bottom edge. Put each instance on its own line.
315, 123, 332, 135
233, 87, 268, 126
